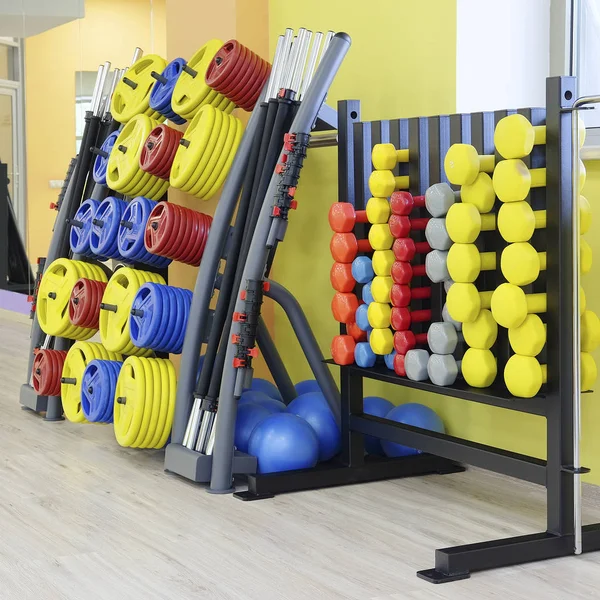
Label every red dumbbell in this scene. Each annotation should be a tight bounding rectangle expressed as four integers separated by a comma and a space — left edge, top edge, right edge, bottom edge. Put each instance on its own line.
391, 307, 431, 331
332, 335, 356, 365
330, 233, 372, 263
391, 261, 427, 284
393, 237, 431, 261
389, 215, 429, 238
329, 203, 368, 233
394, 330, 428, 354
390, 191, 425, 216
347, 321, 368, 342
331, 292, 359, 324
394, 353, 408, 376
390, 284, 432, 307
330, 262, 356, 293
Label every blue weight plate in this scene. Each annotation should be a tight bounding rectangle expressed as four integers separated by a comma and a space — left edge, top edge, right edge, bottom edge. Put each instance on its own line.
81, 359, 123, 422
130, 283, 164, 349
118, 197, 154, 260
70, 199, 100, 256
158, 285, 187, 353
149, 58, 186, 125
168, 287, 193, 354
93, 130, 119, 185
90, 197, 126, 259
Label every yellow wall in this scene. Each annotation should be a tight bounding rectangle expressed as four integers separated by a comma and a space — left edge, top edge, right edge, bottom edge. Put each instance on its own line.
25, 0, 166, 262
268, 0, 600, 482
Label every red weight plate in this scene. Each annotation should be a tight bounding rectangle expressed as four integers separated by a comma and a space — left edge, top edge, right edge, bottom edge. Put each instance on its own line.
236, 58, 271, 111
69, 278, 107, 329
218, 46, 255, 97
205, 40, 246, 89
144, 202, 172, 254
33, 349, 67, 396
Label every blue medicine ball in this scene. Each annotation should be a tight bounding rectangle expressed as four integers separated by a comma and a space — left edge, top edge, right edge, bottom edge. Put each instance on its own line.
249, 377, 282, 401
294, 379, 321, 396
248, 413, 319, 473
363, 395, 394, 455
235, 402, 271, 453
287, 392, 341, 462
381, 403, 445, 458
239, 389, 286, 413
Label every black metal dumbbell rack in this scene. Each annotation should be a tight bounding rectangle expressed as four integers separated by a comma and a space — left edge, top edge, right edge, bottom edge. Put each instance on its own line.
238, 76, 600, 582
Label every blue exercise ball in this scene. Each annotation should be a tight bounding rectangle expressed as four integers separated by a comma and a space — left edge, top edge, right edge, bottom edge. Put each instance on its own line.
248, 413, 319, 473
235, 402, 271, 453
295, 379, 321, 396
287, 392, 341, 462
249, 377, 282, 401
363, 395, 394, 455
239, 389, 286, 413
381, 403, 445, 458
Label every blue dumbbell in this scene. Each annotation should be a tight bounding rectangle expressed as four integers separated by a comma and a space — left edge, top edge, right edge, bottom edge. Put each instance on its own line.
362, 281, 374, 304
356, 304, 372, 332
351, 256, 375, 284
384, 350, 396, 370
355, 342, 376, 367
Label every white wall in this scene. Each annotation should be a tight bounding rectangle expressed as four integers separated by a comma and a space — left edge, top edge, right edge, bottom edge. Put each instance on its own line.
456, 0, 550, 112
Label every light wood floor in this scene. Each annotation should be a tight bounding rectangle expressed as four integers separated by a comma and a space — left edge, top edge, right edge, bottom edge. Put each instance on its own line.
3, 309, 600, 599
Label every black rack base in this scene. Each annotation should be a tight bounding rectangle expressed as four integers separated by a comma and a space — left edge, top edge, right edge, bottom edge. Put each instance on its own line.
234, 454, 464, 501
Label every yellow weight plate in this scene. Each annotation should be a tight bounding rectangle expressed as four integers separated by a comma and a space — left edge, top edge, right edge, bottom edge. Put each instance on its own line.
119, 169, 154, 196
177, 89, 222, 122
170, 105, 218, 189
131, 357, 155, 448
111, 54, 168, 124
107, 115, 158, 192
172, 40, 225, 119
183, 108, 226, 193
154, 358, 177, 449
114, 357, 146, 446
215, 93, 235, 114
135, 174, 169, 202
147, 358, 168, 448
197, 115, 243, 199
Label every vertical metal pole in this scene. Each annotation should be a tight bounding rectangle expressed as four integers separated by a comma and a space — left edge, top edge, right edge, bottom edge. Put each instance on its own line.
89, 65, 106, 117
265, 35, 285, 100
131, 47, 143, 65
570, 0, 580, 79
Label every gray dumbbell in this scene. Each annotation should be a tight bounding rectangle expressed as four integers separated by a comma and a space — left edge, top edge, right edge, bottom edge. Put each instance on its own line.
427, 354, 462, 386
425, 249, 449, 283
442, 302, 462, 331
425, 183, 460, 218
427, 321, 463, 354
404, 349, 430, 381
425, 218, 451, 251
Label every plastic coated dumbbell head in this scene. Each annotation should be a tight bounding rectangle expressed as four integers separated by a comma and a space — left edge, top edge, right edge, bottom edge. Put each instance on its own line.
390, 191, 425, 216
355, 342, 376, 368
492, 160, 546, 203
462, 309, 498, 350
351, 256, 375, 284
331, 292, 359, 324
444, 144, 495, 186
366, 197, 391, 224
442, 302, 462, 332
508, 314, 546, 356
462, 348, 497, 388
390, 284, 431, 308
368, 170, 410, 198
460, 172, 496, 214
446, 203, 496, 244
370, 328, 394, 355
390, 261, 427, 285
425, 218, 451, 251
355, 304, 371, 333
497, 201, 546, 243
404, 349, 430, 381
448, 244, 496, 284
582, 310, 600, 353
384, 351, 396, 371
392, 238, 431, 262
331, 335, 356, 365
491, 283, 546, 329
329, 203, 368, 233
425, 250, 450, 283
371, 276, 393, 303
371, 143, 409, 170
393, 330, 428, 355
372, 250, 395, 276
347, 321, 368, 343
424, 183, 460, 218
428, 354, 461, 386
368, 302, 391, 329
500, 242, 546, 286
362, 281, 374, 304
494, 114, 546, 160
447, 283, 493, 324
427, 322, 460, 355
330, 262, 355, 293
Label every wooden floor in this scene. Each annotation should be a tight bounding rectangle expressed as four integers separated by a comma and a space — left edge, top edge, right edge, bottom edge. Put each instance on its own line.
3, 310, 600, 599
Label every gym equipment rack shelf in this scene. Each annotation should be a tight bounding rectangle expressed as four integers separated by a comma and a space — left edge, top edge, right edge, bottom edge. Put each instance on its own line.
238, 77, 600, 583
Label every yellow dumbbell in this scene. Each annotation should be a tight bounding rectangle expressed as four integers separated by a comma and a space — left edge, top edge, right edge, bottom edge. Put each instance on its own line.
497, 196, 591, 242
366, 197, 391, 224
446, 283, 493, 323
494, 113, 586, 159
582, 310, 600, 353
372, 143, 409, 170
368, 302, 391, 329
372, 250, 395, 276
447, 244, 496, 283
462, 309, 498, 350
508, 314, 546, 356
581, 238, 593, 274
461, 172, 497, 214
500, 242, 546, 286
368, 170, 410, 198
446, 203, 496, 243
371, 276, 394, 303
370, 328, 394, 355
491, 283, 546, 329
368, 224, 394, 250
444, 144, 495, 186
504, 352, 597, 398
462, 348, 497, 388
493, 158, 586, 203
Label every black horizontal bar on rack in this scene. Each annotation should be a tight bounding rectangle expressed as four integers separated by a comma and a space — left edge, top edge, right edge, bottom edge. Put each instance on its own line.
326, 361, 547, 416
350, 414, 546, 485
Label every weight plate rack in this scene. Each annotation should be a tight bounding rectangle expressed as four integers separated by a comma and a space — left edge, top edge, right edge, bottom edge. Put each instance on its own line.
236, 76, 600, 582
